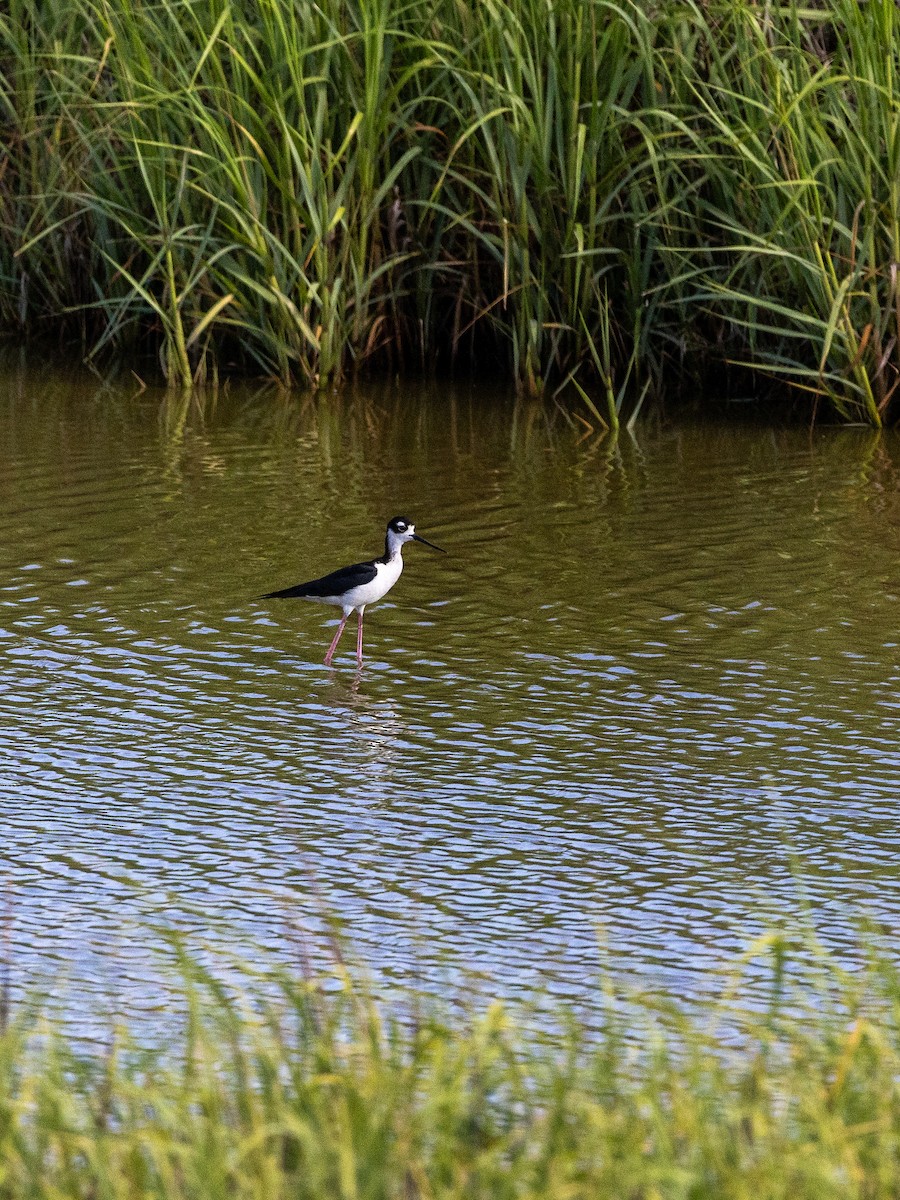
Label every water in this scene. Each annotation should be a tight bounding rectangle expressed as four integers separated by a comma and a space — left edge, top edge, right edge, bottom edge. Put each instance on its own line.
2, 363, 900, 1020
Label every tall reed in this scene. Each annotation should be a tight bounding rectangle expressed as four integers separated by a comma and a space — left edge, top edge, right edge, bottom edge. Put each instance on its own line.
2, 0, 900, 422
656, 0, 900, 426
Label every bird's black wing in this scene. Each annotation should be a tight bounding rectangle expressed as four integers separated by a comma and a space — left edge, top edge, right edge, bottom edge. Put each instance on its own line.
261, 559, 378, 600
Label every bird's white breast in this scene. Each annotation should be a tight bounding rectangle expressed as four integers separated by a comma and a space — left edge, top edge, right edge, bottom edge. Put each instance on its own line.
334, 555, 403, 612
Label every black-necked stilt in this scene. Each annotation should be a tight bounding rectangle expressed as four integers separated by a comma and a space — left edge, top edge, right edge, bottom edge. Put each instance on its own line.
261, 515, 445, 667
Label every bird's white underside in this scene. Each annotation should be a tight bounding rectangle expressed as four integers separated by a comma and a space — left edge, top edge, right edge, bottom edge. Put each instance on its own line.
306, 554, 405, 615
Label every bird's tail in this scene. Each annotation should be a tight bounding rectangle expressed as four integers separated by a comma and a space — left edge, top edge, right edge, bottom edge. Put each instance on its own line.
259, 583, 308, 600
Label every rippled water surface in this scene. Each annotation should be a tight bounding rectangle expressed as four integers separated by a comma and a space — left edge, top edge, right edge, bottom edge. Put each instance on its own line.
3, 364, 900, 1016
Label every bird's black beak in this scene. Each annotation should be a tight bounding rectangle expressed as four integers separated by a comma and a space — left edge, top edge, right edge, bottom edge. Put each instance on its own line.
413, 533, 446, 552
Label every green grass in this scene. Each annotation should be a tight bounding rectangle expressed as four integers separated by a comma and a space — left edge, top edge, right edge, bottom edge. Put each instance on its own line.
3, 928, 900, 1197
2, 0, 900, 423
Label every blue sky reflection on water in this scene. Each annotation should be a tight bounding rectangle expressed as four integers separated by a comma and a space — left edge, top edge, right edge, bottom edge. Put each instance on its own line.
1, 367, 900, 1023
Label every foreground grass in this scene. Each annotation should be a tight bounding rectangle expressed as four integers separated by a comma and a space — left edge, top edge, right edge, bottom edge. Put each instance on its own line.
2, 0, 900, 424
3, 931, 900, 1198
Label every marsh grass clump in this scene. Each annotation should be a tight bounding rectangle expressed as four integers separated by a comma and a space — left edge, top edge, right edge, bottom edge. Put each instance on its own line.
658, 0, 900, 427
2, 930, 900, 1198
2, 0, 900, 423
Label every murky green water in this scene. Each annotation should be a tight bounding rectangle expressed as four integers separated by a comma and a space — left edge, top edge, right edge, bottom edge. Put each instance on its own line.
2, 362, 900, 1016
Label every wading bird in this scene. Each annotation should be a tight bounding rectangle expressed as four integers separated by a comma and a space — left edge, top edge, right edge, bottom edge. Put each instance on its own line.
261, 515, 445, 667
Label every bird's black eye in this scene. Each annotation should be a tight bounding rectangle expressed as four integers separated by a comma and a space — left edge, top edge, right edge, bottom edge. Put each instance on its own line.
396, 521, 407, 531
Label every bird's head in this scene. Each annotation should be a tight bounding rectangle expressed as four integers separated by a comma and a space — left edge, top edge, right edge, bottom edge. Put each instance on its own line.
386, 515, 445, 554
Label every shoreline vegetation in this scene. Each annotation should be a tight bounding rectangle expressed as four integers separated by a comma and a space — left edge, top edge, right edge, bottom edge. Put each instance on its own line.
2, 0, 900, 427
3, 930, 900, 1197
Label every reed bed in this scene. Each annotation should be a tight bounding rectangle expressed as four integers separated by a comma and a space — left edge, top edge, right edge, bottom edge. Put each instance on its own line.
2, 0, 900, 424
2, 930, 900, 1198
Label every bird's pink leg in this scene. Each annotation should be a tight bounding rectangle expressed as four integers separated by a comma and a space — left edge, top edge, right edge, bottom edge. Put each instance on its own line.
324, 614, 349, 666
356, 609, 364, 666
